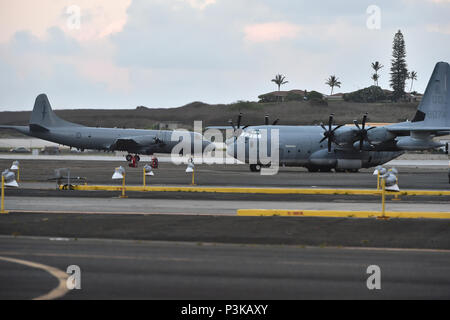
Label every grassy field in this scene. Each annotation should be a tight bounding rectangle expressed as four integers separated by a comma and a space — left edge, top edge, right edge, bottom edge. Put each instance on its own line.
0, 100, 420, 135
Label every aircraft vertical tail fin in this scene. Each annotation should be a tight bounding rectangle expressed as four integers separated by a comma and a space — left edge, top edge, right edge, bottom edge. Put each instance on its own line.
29, 94, 79, 129
412, 62, 450, 127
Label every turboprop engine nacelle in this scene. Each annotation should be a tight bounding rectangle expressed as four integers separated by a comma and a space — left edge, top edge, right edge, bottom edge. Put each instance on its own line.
366, 127, 396, 145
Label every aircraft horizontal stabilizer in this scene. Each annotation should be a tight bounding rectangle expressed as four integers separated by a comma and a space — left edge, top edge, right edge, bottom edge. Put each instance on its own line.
0, 125, 30, 135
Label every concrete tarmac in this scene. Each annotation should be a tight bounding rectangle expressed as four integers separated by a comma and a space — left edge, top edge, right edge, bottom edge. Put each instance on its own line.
0, 236, 449, 300
4, 196, 450, 214
1, 159, 449, 300
1, 159, 450, 190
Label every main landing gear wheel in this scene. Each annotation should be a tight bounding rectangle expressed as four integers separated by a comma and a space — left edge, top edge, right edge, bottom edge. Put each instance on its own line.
126, 154, 140, 167
250, 164, 261, 172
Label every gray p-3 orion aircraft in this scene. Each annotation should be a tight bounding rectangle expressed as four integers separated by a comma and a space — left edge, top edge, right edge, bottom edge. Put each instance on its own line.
0, 94, 209, 166
226, 61, 450, 172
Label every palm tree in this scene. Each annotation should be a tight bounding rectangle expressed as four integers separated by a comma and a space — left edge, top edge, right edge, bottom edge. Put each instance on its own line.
325, 75, 341, 95
408, 71, 417, 92
371, 73, 380, 86
271, 74, 288, 91
371, 61, 383, 86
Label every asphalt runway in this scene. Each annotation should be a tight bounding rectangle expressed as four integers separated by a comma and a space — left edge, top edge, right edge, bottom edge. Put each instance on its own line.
1, 159, 450, 190
0, 236, 449, 300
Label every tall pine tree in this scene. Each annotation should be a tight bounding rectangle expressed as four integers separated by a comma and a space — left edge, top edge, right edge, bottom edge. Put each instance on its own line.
390, 30, 408, 101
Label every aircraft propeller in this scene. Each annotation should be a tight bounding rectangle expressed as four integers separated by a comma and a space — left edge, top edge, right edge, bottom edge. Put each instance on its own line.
228, 113, 279, 139
353, 113, 375, 151
319, 114, 344, 153
228, 113, 249, 140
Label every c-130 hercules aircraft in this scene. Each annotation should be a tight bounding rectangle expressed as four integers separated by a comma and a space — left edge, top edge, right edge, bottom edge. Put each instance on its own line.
225, 61, 450, 172
0, 94, 210, 166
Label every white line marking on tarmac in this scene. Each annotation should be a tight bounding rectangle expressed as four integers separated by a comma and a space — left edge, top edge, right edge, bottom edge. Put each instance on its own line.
9, 209, 235, 216
0, 255, 69, 300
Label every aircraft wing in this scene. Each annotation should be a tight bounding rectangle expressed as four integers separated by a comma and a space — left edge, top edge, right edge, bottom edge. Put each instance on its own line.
386, 123, 450, 134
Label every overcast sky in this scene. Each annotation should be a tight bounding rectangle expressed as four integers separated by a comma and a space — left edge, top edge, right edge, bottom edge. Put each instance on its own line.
0, 0, 449, 110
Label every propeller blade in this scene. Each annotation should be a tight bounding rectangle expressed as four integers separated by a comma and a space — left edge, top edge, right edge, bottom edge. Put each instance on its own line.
331, 124, 344, 132
353, 120, 360, 130
362, 113, 368, 130
328, 138, 332, 152
320, 136, 327, 143
328, 115, 333, 131
272, 119, 279, 125
237, 113, 242, 129
360, 137, 364, 151
265, 114, 269, 125
320, 123, 327, 131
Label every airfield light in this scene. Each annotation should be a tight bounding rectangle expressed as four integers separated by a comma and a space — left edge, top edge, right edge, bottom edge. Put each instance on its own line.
112, 166, 125, 180
378, 169, 400, 218
10, 161, 20, 182
388, 168, 400, 200
373, 165, 382, 190
381, 170, 399, 192
2, 169, 19, 188
373, 166, 385, 190
1, 169, 19, 214
186, 158, 195, 185
112, 166, 127, 198
144, 164, 154, 176
143, 164, 154, 187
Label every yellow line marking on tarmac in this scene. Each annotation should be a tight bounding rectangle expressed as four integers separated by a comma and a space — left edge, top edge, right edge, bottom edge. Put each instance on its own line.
62, 184, 450, 196
0, 256, 69, 300
237, 209, 450, 219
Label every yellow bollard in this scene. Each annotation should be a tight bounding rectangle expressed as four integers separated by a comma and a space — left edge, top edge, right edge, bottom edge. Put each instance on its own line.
120, 173, 127, 198
376, 172, 380, 190
17, 166, 20, 183
143, 168, 146, 187
191, 169, 196, 186
378, 179, 389, 219
1, 176, 8, 214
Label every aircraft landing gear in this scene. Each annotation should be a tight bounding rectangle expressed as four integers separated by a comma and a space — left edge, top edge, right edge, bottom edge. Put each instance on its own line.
250, 164, 262, 172
126, 154, 140, 167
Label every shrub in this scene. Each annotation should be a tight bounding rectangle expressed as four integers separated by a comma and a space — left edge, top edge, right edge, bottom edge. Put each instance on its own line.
306, 91, 327, 106
343, 86, 386, 103
285, 92, 304, 102
258, 94, 278, 103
